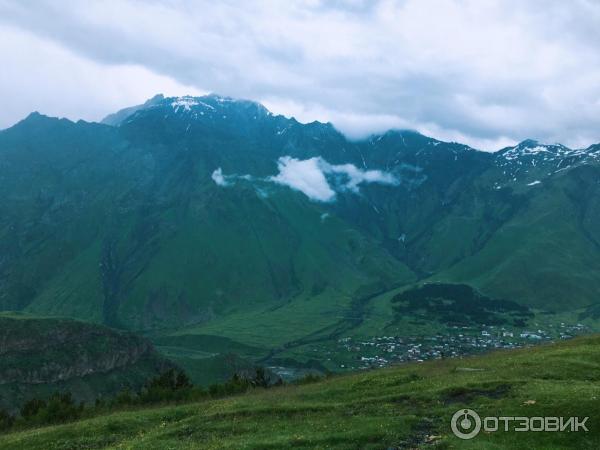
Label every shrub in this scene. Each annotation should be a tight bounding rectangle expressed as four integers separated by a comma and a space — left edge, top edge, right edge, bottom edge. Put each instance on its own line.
251, 368, 269, 388
138, 369, 196, 404
112, 388, 135, 406
147, 368, 192, 391
0, 409, 14, 432
36, 392, 83, 425
3, 366, 278, 433
19, 392, 83, 426
295, 373, 323, 385
209, 373, 251, 398
20, 398, 46, 420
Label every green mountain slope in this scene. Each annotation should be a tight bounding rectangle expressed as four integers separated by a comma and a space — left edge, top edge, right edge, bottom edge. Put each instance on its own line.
433, 164, 600, 310
1, 94, 600, 378
2, 334, 599, 449
0, 106, 412, 334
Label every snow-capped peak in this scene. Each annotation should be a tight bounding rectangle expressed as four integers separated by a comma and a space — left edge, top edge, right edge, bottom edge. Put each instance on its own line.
500, 140, 572, 161
497, 139, 600, 163
494, 138, 600, 186
170, 96, 199, 112
165, 94, 270, 118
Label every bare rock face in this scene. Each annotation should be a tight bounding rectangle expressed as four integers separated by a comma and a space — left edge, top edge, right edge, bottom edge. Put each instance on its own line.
0, 317, 154, 384
0, 313, 173, 411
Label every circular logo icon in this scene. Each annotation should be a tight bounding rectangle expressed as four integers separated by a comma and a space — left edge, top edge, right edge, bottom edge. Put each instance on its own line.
451, 409, 481, 440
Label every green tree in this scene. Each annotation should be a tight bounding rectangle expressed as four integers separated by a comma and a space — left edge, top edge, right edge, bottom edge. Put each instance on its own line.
0, 409, 14, 432
20, 398, 46, 420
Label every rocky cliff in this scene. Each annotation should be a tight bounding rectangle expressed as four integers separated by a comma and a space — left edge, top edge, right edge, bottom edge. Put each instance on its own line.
0, 313, 172, 412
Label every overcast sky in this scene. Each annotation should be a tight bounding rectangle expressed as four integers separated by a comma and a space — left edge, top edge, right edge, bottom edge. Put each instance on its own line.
1, 0, 599, 151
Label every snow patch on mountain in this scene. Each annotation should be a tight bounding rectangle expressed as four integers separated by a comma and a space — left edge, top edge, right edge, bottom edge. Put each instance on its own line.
171, 97, 199, 112
494, 140, 600, 186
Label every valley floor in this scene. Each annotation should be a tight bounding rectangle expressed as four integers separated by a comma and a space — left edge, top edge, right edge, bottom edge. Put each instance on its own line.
2, 335, 599, 449
152, 284, 600, 385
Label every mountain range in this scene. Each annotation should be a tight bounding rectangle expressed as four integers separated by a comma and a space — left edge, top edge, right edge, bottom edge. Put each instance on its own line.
1, 94, 599, 374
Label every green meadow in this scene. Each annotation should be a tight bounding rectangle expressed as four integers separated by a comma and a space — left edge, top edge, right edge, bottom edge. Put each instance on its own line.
2, 335, 599, 449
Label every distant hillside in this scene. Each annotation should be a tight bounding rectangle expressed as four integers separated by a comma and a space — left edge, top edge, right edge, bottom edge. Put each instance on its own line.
0, 313, 171, 412
1, 94, 600, 377
1, 333, 599, 449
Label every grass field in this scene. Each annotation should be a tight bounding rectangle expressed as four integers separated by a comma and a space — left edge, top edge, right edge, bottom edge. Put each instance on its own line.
2, 334, 599, 449
151, 281, 600, 383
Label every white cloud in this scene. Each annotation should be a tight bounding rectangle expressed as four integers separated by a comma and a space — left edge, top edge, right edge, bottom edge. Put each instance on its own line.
324, 161, 398, 192
1, 1, 600, 149
270, 157, 336, 202
213, 156, 397, 201
211, 168, 258, 187
0, 25, 204, 128
269, 156, 397, 201
211, 168, 229, 186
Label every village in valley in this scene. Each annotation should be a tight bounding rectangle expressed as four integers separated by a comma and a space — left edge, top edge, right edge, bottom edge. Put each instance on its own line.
324, 322, 589, 371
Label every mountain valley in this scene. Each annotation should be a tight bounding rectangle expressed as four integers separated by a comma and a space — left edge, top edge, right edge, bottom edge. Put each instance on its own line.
1, 94, 599, 384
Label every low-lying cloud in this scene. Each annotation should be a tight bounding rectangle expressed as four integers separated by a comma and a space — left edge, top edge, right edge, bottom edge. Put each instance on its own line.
212, 156, 398, 202
269, 157, 336, 202
211, 168, 229, 187
324, 160, 397, 193
269, 156, 399, 201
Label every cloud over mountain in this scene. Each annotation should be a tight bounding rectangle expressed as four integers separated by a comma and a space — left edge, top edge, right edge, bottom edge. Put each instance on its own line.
212, 156, 398, 202
211, 168, 229, 187
270, 157, 337, 202
1, 0, 600, 150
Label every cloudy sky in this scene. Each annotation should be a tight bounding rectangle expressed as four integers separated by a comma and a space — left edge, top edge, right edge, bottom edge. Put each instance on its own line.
1, 0, 599, 151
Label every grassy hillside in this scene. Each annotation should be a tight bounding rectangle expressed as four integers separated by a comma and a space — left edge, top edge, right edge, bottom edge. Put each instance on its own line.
2, 335, 598, 449
433, 165, 600, 310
